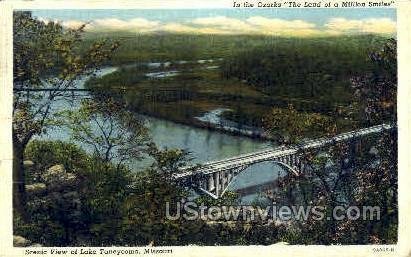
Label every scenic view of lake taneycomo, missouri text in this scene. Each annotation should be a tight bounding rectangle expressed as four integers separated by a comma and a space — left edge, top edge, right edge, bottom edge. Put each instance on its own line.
10, 7, 397, 247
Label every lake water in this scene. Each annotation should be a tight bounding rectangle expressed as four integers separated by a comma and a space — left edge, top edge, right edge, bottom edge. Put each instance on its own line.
39, 66, 287, 203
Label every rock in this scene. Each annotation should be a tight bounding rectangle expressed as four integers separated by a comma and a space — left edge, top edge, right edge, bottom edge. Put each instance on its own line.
13, 235, 31, 247
43, 164, 66, 177
273, 241, 289, 245
25, 183, 47, 195
13, 236, 43, 247
41, 164, 77, 190
23, 160, 34, 168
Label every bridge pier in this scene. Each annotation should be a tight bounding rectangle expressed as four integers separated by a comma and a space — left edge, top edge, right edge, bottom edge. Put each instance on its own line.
220, 171, 227, 192
208, 174, 215, 192
176, 124, 393, 199
223, 170, 231, 191
291, 154, 297, 167
227, 171, 233, 184
199, 177, 205, 189
214, 172, 220, 197
286, 155, 291, 166
299, 158, 305, 172
294, 155, 300, 170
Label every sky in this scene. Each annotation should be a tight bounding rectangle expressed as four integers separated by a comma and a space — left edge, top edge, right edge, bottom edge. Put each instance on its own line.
29, 9, 396, 37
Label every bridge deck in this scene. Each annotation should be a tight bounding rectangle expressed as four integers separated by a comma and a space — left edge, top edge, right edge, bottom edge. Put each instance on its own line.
174, 123, 393, 179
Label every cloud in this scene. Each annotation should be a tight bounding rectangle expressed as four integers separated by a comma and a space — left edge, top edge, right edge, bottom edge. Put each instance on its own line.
88, 18, 160, 32
36, 17, 86, 30
160, 23, 199, 34
61, 20, 86, 29
324, 17, 396, 35
246, 16, 319, 36
246, 16, 316, 30
36, 15, 395, 37
192, 16, 254, 33
190, 16, 320, 36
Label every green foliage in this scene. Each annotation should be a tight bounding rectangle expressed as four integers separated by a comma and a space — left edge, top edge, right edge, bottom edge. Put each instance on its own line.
14, 11, 118, 86
83, 35, 386, 134
18, 140, 287, 246
83, 33, 283, 65
13, 11, 119, 147
263, 104, 335, 144
221, 35, 387, 111
194, 191, 240, 207
13, 11, 119, 220
15, 12, 397, 246
263, 39, 398, 244
86, 66, 147, 91
61, 97, 150, 165
24, 139, 89, 174
18, 140, 133, 246
14, 11, 65, 84
80, 160, 133, 245
351, 38, 397, 125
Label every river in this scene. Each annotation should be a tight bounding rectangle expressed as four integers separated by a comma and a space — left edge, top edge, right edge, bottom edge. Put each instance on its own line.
39, 66, 287, 204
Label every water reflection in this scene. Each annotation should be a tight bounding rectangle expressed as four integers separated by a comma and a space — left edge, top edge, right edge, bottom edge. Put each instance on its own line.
145, 116, 270, 163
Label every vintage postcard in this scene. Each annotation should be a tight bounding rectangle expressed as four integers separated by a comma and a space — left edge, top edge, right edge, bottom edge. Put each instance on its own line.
0, 0, 410, 256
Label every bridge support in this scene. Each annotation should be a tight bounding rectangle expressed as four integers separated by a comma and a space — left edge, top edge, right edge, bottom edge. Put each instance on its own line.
177, 123, 393, 199
214, 172, 220, 196
208, 174, 215, 192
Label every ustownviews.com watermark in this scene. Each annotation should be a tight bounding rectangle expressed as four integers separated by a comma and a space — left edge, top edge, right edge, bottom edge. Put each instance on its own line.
165, 201, 380, 222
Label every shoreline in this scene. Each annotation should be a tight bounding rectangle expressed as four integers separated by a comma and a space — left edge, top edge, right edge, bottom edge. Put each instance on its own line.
137, 110, 273, 142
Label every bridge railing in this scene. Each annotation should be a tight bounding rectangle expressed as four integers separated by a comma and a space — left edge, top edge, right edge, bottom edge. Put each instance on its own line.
173, 123, 394, 179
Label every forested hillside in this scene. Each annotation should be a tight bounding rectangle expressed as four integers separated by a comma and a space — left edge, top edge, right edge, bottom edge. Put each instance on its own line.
85, 34, 388, 132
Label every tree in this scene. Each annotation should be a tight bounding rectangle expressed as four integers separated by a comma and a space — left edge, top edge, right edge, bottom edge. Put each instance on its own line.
263, 104, 336, 144
351, 38, 397, 125
13, 11, 118, 220
263, 39, 397, 244
18, 140, 135, 246
61, 97, 150, 168
306, 72, 333, 98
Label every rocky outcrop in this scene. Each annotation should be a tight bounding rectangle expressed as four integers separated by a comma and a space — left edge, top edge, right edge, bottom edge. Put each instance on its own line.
25, 164, 78, 195
13, 235, 32, 247
272, 241, 289, 245
13, 235, 43, 247
23, 164, 82, 245
41, 164, 77, 191
23, 160, 34, 168
25, 183, 47, 196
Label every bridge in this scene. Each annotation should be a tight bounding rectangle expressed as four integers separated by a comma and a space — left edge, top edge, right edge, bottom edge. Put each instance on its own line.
174, 123, 394, 199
